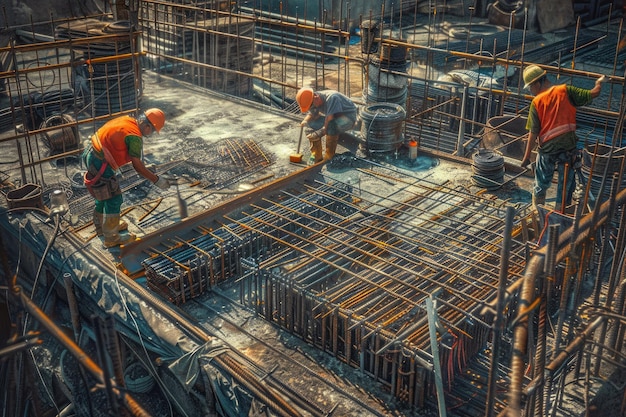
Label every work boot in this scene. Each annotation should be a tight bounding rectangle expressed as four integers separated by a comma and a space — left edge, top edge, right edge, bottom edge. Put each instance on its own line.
309, 138, 323, 164
102, 214, 136, 248
532, 193, 545, 211
324, 135, 339, 160
93, 210, 127, 236
93, 210, 103, 236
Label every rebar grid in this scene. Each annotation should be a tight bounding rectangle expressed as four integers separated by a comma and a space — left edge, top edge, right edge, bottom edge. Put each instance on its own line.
1, 3, 621, 187
0, 19, 143, 186
141, 172, 526, 405
181, 138, 274, 189
135, 0, 622, 157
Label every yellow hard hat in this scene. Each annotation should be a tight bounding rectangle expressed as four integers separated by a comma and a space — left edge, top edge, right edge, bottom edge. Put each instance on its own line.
144, 108, 165, 132
296, 87, 314, 113
523, 65, 546, 89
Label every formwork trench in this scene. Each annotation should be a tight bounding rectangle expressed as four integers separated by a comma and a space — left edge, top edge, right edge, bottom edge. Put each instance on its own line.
137, 163, 528, 411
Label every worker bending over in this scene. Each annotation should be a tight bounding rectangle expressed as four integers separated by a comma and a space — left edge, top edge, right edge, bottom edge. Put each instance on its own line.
83, 108, 171, 248
296, 87, 357, 164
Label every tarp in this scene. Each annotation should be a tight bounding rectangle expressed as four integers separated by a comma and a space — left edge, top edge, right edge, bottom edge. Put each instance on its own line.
0, 212, 272, 416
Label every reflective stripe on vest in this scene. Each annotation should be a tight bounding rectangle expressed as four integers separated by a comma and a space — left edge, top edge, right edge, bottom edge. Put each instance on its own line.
92, 116, 141, 170
91, 132, 120, 171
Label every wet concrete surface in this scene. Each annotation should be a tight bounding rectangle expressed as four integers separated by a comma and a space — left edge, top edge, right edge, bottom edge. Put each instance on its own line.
33, 70, 532, 257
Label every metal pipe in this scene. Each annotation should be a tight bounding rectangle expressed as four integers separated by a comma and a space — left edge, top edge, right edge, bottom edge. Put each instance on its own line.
426, 296, 447, 417
93, 315, 120, 415
455, 86, 467, 156
540, 224, 561, 415
485, 206, 514, 417
506, 179, 626, 416
62, 272, 81, 342
12, 285, 151, 417
607, 254, 626, 355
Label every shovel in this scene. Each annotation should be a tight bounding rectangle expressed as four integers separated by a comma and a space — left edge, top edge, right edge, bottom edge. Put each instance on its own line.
289, 125, 304, 163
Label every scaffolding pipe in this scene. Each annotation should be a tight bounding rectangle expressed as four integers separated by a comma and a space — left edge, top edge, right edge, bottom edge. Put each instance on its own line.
11, 285, 151, 417
505, 183, 626, 416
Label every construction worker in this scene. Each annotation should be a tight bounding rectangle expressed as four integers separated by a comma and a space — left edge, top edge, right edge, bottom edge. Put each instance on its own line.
520, 65, 606, 212
296, 87, 357, 163
82, 108, 170, 248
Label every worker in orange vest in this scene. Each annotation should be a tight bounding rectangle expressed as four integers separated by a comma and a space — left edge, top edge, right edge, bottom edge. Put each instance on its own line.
83, 108, 170, 248
521, 65, 606, 212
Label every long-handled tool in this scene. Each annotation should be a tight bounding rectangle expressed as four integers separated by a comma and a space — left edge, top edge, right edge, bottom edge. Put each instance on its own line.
289, 125, 304, 163
175, 179, 188, 219
162, 174, 189, 219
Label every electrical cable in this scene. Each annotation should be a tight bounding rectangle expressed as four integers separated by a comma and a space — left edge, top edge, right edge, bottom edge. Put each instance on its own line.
4, 210, 92, 415
23, 213, 65, 414
40, 241, 91, 320
27, 349, 60, 415
30, 214, 61, 300
112, 267, 184, 417
3, 208, 66, 414
43, 246, 99, 416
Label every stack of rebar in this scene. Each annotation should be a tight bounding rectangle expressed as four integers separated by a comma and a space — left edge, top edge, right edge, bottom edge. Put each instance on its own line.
141, 3, 255, 95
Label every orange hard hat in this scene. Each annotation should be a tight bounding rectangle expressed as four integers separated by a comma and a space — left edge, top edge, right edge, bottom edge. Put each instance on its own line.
296, 87, 314, 113
144, 108, 165, 132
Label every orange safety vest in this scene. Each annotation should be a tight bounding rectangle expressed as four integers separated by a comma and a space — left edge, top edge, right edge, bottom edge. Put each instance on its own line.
91, 116, 141, 170
533, 84, 577, 145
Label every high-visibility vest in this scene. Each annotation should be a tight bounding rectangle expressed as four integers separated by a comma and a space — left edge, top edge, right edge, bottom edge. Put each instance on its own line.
91, 116, 141, 170
533, 84, 577, 145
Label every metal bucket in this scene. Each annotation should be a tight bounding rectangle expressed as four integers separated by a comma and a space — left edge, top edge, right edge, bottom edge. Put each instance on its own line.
6, 183, 44, 211
41, 114, 80, 153
482, 115, 527, 160
581, 144, 626, 208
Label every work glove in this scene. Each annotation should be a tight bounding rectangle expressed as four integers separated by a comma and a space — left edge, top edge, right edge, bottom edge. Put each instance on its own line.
307, 128, 325, 140
300, 120, 309, 128
597, 75, 607, 84
154, 176, 170, 190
